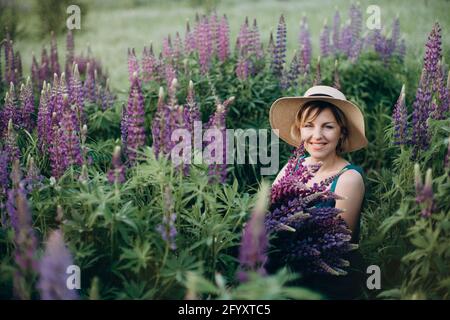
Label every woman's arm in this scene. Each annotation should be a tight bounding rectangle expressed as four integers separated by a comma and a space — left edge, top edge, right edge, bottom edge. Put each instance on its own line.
333, 170, 365, 232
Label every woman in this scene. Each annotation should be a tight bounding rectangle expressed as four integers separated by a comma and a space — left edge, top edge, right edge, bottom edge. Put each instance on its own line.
268, 85, 368, 299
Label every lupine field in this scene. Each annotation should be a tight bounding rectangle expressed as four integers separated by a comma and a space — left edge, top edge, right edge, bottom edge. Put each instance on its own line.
0, 0, 449, 300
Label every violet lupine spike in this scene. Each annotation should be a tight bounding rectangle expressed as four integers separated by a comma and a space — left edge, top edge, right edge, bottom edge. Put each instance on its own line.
49, 112, 65, 178
162, 34, 174, 62
156, 186, 177, 251
173, 32, 184, 64
444, 136, 450, 171
333, 59, 341, 90
125, 73, 146, 165
236, 17, 250, 56
424, 23, 441, 78
251, 18, 264, 60
431, 62, 449, 120
120, 102, 128, 150
55, 72, 69, 116
320, 19, 331, 58
414, 165, 436, 218
142, 44, 158, 82
38, 229, 79, 300
5, 38, 16, 85
196, 15, 213, 74
299, 16, 312, 72
332, 10, 341, 54
184, 20, 197, 55
20, 77, 35, 132
1, 83, 20, 134
392, 84, 408, 145
340, 20, 352, 56
237, 182, 270, 283
204, 96, 235, 183
40, 47, 50, 85
24, 155, 43, 193
31, 52, 40, 91
7, 160, 39, 300
14, 51, 23, 82
5, 119, 21, 163
349, 3, 363, 46
272, 15, 287, 77
390, 15, 400, 55
266, 145, 356, 276
0, 150, 9, 199
151, 87, 165, 158
235, 50, 250, 81
65, 30, 75, 79
37, 82, 51, 153
107, 146, 126, 185
313, 56, 322, 86
50, 31, 60, 76
209, 11, 219, 55
217, 15, 230, 62
84, 62, 96, 102
287, 50, 301, 89
70, 64, 86, 127
60, 95, 83, 170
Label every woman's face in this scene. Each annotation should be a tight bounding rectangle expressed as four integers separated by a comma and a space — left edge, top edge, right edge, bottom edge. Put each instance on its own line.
300, 108, 342, 159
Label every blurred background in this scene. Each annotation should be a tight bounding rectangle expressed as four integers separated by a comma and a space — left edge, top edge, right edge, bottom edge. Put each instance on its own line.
4, 0, 450, 92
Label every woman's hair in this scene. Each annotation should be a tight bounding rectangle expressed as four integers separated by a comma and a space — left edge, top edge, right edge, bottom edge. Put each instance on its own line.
290, 100, 349, 155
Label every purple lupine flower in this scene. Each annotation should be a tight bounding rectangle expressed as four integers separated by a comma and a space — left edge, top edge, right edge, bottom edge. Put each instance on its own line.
414, 164, 436, 218
184, 20, 197, 55
235, 49, 250, 81
48, 111, 66, 178
7, 160, 39, 300
236, 17, 251, 56
127, 48, 140, 84
392, 84, 408, 145
151, 87, 165, 158
156, 186, 177, 251
196, 15, 213, 74
14, 51, 23, 82
431, 62, 449, 120
173, 32, 184, 64
162, 34, 174, 63
299, 16, 312, 72
59, 95, 83, 170
272, 15, 287, 77
20, 77, 35, 132
1, 83, 20, 134
55, 72, 69, 116
4, 37, 16, 85
107, 146, 126, 185
50, 31, 60, 76
142, 44, 158, 82
332, 10, 341, 54
70, 64, 86, 127
237, 183, 270, 282
313, 56, 322, 86
286, 51, 301, 89
217, 14, 230, 62
164, 61, 177, 88
251, 18, 264, 60
390, 16, 400, 55
37, 81, 51, 153
320, 19, 331, 58
4, 119, 21, 163
349, 3, 363, 45
424, 23, 441, 78
38, 229, 79, 300
340, 20, 352, 56
84, 62, 96, 103
266, 144, 357, 276
0, 150, 9, 199
40, 47, 50, 84
204, 96, 235, 183
31, 52, 40, 91
333, 59, 341, 90
65, 30, 75, 79
209, 11, 219, 55
124, 73, 146, 165
23, 155, 43, 193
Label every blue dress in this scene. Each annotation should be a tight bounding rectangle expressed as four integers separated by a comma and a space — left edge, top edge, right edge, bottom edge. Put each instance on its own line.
287, 155, 367, 299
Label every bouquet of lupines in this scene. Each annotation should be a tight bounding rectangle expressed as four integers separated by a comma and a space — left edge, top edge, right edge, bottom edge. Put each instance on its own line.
265, 143, 358, 276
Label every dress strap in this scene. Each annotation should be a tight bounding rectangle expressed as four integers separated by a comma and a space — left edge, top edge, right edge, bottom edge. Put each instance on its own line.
330, 164, 364, 192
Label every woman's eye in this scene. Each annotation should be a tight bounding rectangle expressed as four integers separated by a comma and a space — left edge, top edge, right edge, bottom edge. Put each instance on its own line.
326, 126, 334, 129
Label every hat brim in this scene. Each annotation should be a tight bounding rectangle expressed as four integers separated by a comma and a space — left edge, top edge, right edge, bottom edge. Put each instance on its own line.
269, 96, 368, 153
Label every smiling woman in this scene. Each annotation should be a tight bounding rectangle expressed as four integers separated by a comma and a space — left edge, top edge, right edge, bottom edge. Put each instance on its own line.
269, 85, 369, 299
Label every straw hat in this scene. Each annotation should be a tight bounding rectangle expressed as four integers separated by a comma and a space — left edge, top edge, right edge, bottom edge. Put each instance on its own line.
269, 85, 368, 153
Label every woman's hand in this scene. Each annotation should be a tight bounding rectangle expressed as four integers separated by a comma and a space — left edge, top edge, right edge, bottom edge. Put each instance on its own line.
333, 169, 365, 232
